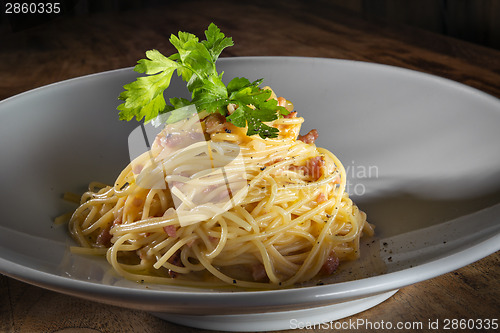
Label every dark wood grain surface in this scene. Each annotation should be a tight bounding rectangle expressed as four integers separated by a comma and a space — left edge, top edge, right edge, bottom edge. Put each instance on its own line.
1, 1, 499, 332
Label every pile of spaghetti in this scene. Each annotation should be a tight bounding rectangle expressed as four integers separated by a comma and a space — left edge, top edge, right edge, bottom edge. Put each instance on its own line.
67, 24, 373, 289
69, 95, 372, 289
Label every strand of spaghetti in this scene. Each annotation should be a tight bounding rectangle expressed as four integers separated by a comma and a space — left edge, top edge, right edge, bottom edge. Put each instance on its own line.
194, 223, 217, 253
280, 172, 339, 190
217, 210, 253, 231
192, 243, 271, 289
179, 247, 205, 272
273, 117, 304, 125
69, 222, 90, 247
106, 232, 142, 275
251, 238, 280, 284
78, 204, 99, 229
225, 199, 330, 245
81, 186, 112, 201
82, 209, 114, 234
233, 205, 259, 233
204, 217, 228, 258
141, 189, 158, 219
264, 176, 278, 212
116, 259, 155, 272
159, 259, 193, 275
113, 216, 177, 234
153, 234, 198, 269
265, 244, 300, 274
170, 185, 196, 209
247, 158, 296, 188
148, 234, 179, 257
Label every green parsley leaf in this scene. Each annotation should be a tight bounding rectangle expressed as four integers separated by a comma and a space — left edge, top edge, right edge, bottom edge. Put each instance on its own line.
117, 23, 289, 139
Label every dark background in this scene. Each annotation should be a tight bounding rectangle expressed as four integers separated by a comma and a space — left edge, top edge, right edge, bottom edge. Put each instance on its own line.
1, 0, 499, 50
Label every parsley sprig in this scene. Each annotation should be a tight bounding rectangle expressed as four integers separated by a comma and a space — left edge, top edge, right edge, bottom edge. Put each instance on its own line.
117, 23, 288, 138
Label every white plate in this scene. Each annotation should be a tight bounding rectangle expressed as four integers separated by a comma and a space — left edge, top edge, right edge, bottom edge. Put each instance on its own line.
1, 57, 499, 331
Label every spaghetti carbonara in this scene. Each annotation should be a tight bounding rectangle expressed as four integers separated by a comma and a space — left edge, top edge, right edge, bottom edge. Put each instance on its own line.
68, 90, 373, 289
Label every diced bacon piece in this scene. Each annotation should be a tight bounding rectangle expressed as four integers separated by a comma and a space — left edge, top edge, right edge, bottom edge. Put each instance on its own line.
162, 132, 184, 148
204, 113, 227, 134
163, 225, 177, 237
309, 156, 324, 177
321, 251, 340, 275
284, 111, 297, 119
296, 156, 324, 180
298, 129, 318, 144
168, 251, 182, 266
167, 250, 183, 278
96, 228, 112, 247
277, 97, 287, 107
316, 193, 327, 204
202, 184, 218, 194
188, 130, 205, 142
137, 248, 147, 260
132, 196, 143, 207
132, 163, 143, 175
252, 263, 268, 282
96, 217, 121, 247
112, 217, 122, 226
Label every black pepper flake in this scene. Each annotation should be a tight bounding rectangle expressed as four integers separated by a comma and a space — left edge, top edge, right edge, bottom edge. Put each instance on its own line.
225, 128, 232, 133
260, 166, 266, 171
233, 279, 237, 284
383, 242, 388, 246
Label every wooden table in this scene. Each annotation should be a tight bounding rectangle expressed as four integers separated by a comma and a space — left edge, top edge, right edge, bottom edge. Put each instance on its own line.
1, 1, 499, 332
